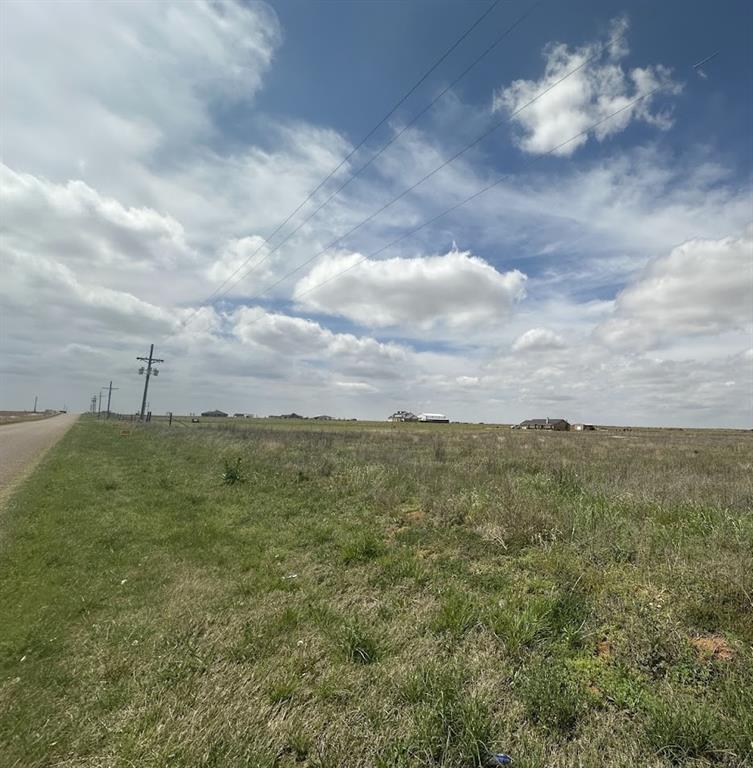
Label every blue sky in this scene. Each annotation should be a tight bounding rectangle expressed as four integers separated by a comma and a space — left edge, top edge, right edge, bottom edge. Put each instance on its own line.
1, 0, 751, 426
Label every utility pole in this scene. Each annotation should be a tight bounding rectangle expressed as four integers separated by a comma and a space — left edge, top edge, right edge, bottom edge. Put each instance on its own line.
136, 344, 164, 421
97, 391, 103, 416
90, 395, 97, 414
33, 395, 38, 413
104, 381, 119, 419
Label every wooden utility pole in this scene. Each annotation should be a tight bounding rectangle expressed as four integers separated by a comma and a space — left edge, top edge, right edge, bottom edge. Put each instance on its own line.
33, 395, 38, 413
104, 381, 119, 419
136, 344, 164, 421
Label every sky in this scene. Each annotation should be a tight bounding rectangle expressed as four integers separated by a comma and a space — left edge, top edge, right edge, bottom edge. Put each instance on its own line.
1, 0, 752, 427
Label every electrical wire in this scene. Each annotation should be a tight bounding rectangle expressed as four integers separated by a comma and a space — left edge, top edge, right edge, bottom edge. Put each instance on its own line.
196, 0, 504, 306
189, 27, 627, 319
236, 83, 666, 332
198, 0, 545, 302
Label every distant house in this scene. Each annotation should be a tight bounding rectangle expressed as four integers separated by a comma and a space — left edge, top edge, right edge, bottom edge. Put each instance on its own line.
518, 418, 569, 431
233, 413, 245, 418
388, 410, 418, 422
572, 423, 596, 431
418, 413, 450, 423
201, 409, 228, 417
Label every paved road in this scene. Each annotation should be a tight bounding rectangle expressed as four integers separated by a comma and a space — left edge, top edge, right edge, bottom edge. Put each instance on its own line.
0, 413, 79, 499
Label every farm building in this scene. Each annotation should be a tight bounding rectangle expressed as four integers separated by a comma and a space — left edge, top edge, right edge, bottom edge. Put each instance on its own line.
233, 413, 245, 418
518, 418, 569, 431
418, 413, 450, 423
572, 423, 596, 431
201, 409, 228, 417
388, 410, 418, 422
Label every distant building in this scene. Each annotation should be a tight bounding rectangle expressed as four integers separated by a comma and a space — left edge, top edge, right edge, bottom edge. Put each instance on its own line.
518, 418, 569, 431
418, 413, 450, 423
277, 412, 305, 419
572, 423, 595, 431
233, 413, 245, 418
388, 410, 418, 422
313, 415, 335, 421
201, 409, 228, 417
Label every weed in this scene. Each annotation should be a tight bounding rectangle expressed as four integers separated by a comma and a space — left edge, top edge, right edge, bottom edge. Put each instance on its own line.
645, 694, 719, 763
340, 531, 383, 564
339, 619, 379, 664
521, 661, 590, 734
221, 456, 244, 485
432, 588, 480, 637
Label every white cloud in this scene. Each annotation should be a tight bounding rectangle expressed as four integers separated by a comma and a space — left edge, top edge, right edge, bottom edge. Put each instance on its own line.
597, 229, 753, 348
231, 307, 408, 373
493, 17, 682, 156
0, 248, 178, 338
335, 381, 378, 393
1, 0, 280, 183
293, 248, 527, 332
512, 328, 566, 352
206, 236, 273, 286
0, 164, 196, 271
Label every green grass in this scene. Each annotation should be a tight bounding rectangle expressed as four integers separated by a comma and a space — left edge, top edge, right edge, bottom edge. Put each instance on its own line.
0, 417, 752, 767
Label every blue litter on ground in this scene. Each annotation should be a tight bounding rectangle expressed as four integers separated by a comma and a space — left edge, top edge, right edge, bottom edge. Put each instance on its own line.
492, 755, 512, 765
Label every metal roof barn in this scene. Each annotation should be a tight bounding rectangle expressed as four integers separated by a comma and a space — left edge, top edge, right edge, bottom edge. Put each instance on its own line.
418, 413, 449, 423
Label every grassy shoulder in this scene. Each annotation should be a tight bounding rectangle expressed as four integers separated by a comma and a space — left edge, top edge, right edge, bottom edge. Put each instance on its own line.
0, 411, 63, 426
0, 418, 751, 767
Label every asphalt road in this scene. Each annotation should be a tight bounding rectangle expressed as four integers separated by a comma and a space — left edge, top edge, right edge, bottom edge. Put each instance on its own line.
0, 413, 79, 500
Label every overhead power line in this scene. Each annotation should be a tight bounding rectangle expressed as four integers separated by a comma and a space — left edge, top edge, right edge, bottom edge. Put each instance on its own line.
200, 0, 545, 302
184, 27, 627, 320
237, 84, 667, 333
198, 0, 504, 306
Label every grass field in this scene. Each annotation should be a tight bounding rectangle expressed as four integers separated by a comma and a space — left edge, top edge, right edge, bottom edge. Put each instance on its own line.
1, 417, 751, 767
0, 411, 62, 426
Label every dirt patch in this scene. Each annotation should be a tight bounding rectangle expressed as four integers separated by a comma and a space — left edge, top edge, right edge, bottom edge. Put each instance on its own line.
596, 639, 613, 659
691, 634, 734, 661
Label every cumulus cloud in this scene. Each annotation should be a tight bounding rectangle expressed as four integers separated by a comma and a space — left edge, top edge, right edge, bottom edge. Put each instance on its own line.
232, 307, 408, 373
0, 164, 196, 271
1, 0, 281, 181
512, 328, 566, 352
597, 229, 753, 348
493, 17, 682, 156
0, 249, 178, 339
293, 248, 527, 332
